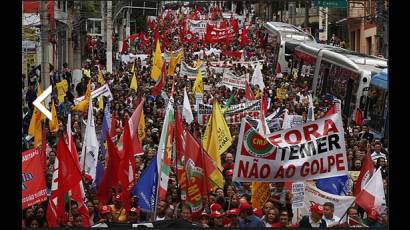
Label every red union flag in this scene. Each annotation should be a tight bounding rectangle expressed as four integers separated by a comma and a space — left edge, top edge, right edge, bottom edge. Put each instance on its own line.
233, 112, 348, 182
205, 25, 236, 44
22, 148, 48, 209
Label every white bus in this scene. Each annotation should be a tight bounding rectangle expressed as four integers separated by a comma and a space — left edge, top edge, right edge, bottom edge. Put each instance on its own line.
292, 42, 387, 120
263, 22, 316, 73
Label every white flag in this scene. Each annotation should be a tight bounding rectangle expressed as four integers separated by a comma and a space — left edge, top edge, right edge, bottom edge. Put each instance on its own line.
307, 94, 315, 122
250, 63, 265, 91
80, 101, 99, 181
183, 88, 194, 124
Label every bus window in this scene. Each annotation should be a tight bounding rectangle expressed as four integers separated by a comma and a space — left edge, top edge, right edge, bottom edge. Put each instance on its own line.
367, 87, 388, 133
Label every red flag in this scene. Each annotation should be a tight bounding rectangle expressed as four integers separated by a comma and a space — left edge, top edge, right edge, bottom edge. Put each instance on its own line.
325, 103, 337, 116
355, 168, 386, 218
245, 80, 255, 100
151, 64, 167, 97
276, 63, 281, 74
174, 108, 208, 218
139, 32, 149, 48
118, 115, 136, 210
121, 39, 129, 53
129, 98, 145, 156
56, 136, 83, 197
97, 132, 121, 205
175, 109, 188, 203
240, 26, 250, 47
67, 133, 90, 228
220, 20, 228, 29
230, 16, 238, 32
355, 108, 363, 126
154, 30, 160, 45
110, 114, 117, 138
262, 96, 268, 117
354, 153, 375, 196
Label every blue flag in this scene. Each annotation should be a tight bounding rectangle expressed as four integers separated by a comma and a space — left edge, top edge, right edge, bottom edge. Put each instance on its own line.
95, 101, 111, 188
133, 157, 158, 212
316, 175, 349, 196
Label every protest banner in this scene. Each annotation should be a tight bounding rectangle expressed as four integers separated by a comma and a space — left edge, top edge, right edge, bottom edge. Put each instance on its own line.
292, 183, 355, 224
180, 62, 207, 80
251, 182, 271, 209
163, 48, 184, 62
205, 25, 236, 44
195, 93, 203, 111
198, 100, 261, 125
217, 72, 248, 90
135, 54, 149, 67
22, 148, 48, 209
74, 84, 114, 105
233, 112, 348, 182
292, 182, 305, 208
188, 19, 207, 36
282, 114, 304, 129
245, 116, 281, 133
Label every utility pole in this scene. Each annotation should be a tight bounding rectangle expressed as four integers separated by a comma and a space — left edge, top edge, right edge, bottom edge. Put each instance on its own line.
40, 0, 50, 90
101, 1, 106, 43
107, 1, 113, 73
304, 0, 310, 28
67, 4, 74, 70
72, 0, 82, 95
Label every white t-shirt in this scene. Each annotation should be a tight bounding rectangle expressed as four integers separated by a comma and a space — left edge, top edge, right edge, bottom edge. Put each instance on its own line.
323, 215, 340, 227
371, 151, 387, 162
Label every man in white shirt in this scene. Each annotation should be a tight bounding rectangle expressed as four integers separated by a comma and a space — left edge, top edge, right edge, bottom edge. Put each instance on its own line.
322, 202, 340, 227
155, 200, 168, 221
371, 143, 387, 163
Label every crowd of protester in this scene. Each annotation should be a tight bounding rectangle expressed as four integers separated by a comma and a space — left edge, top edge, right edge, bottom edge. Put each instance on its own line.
21, 4, 388, 228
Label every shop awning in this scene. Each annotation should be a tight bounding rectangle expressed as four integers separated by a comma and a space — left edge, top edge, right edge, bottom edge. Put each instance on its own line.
370, 68, 388, 90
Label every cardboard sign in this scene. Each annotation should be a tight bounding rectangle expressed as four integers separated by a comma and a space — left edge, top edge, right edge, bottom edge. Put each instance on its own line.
233, 112, 348, 182
292, 182, 305, 208
179, 62, 207, 80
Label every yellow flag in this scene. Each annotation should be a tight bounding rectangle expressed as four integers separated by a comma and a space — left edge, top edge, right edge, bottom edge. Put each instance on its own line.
99, 96, 104, 110
202, 100, 232, 170
138, 110, 146, 142
98, 69, 106, 85
72, 80, 91, 112
151, 39, 163, 81
130, 70, 138, 90
49, 101, 59, 132
175, 50, 184, 64
251, 182, 271, 208
192, 69, 204, 94
28, 85, 45, 146
131, 62, 136, 73
83, 68, 91, 78
167, 53, 177, 77
195, 56, 200, 67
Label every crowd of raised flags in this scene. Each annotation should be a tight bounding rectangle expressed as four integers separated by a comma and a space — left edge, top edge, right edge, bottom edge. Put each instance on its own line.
22, 3, 388, 228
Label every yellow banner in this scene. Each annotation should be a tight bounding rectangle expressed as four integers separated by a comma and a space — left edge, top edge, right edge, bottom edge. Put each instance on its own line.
251, 182, 271, 209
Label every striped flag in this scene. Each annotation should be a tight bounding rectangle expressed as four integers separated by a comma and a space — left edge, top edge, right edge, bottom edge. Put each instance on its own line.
95, 102, 111, 188
157, 96, 175, 201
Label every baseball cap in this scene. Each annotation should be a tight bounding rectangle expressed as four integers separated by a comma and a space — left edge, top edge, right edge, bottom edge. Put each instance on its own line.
115, 194, 121, 202
310, 203, 324, 214
200, 211, 209, 218
239, 202, 252, 211
210, 203, 223, 212
100, 205, 111, 214
210, 211, 225, 218
227, 208, 240, 216
225, 169, 233, 176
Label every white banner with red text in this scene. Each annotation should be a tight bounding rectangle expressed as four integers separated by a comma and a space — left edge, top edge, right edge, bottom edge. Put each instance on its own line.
233, 113, 348, 182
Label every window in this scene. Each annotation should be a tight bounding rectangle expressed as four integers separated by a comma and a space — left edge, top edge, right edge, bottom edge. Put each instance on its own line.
350, 31, 355, 51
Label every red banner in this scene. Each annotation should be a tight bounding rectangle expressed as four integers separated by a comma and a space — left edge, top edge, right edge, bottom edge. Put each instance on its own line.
205, 25, 236, 44
22, 148, 48, 209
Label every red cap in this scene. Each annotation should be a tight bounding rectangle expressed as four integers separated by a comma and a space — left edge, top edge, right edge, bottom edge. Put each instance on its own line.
115, 194, 121, 201
210, 203, 223, 212
210, 211, 225, 218
100, 205, 111, 214
227, 208, 240, 216
225, 169, 233, 176
310, 203, 324, 214
253, 208, 263, 217
239, 202, 252, 211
